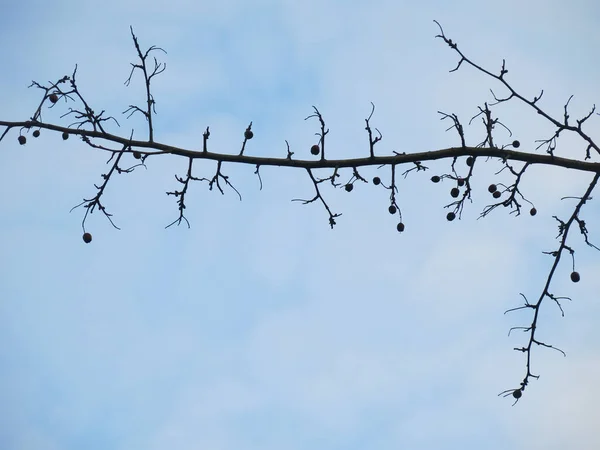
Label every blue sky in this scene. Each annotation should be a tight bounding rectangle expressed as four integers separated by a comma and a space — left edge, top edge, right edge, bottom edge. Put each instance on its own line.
1, 1, 600, 449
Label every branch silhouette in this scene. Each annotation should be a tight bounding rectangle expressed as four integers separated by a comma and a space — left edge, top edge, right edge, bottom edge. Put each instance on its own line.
1, 21, 598, 403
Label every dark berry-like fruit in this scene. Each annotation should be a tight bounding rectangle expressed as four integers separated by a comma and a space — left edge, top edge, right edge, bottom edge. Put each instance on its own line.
446, 212, 456, 221
18, 135, 26, 145
388, 205, 397, 215
373, 177, 381, 185
33, 130, 41, 138
431, 175, 441, 183
513, 389, 522, 399
397, 222, 405, 232
62, 132, 69, 140
488, 184, 497, 193
570, 271, 580, 283
244, 130, 253, 139
512, 140, 520, 148
493, 191, 501, 199
310, 144, 320, 155
49, 93, 59, 104
457, 178, 465, 187
345, 183, 353, 192
530, 207, 537, 216
133, 151, 142, 159
450, 187, 460, 198
82, 232, 92, 243
466, 156, 474, 167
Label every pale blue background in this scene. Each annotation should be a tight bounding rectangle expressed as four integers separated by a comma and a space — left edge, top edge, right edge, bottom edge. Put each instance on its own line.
1, 1, 599, 449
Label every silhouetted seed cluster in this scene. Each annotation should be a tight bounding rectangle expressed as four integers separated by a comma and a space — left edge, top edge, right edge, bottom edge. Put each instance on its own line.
344, 172, 403, 231
430, 174, 462, 221
19, 131, 70, 145
18, 129, 67, 144
427, 147, 543, 227
488, 183, 501, 199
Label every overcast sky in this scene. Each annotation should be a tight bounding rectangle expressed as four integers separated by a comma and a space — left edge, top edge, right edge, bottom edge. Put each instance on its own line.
1, 1, 600, 449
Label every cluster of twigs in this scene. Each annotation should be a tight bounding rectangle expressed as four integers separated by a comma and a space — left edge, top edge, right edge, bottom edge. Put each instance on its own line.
1, 22, 599, 403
